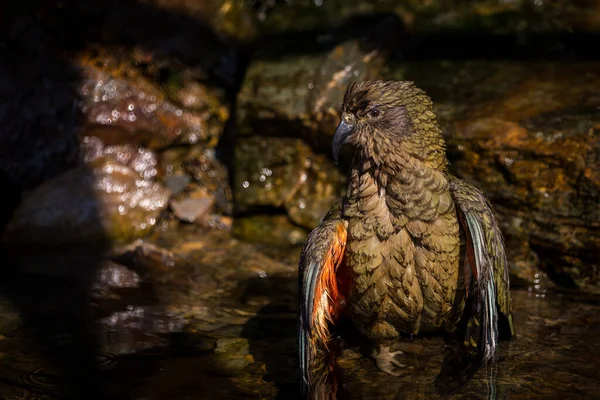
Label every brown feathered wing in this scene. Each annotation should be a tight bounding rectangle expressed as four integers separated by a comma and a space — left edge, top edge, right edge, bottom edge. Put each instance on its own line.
450, 179, 515, 359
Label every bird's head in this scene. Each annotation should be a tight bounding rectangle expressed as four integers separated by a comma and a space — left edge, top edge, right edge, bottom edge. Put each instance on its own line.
332, 80, 446, 169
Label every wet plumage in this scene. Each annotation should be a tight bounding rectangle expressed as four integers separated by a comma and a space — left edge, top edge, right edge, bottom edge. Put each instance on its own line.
299, 80, 514, 392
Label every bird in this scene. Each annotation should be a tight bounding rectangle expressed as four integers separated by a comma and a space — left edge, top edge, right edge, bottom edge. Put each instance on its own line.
298, 80, 514, 394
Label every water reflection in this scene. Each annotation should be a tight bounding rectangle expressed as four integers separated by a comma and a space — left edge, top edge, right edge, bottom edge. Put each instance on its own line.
2, 236, 599, 400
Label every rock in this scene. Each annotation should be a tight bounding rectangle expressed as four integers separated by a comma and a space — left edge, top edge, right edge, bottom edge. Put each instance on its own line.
391, 0, 600, 35
2, 156, 170, 247
77, 47, 227, 149
91, 260, 141, 295
81, 134, 159, 180
159, 147, 190, 179
233, 215, 308, 247
234, 137, 344, 230
171, 196, 214, 223
237, 15, 402, 152
99, 305, 185, 354
108, 228, 297, 337
164, 174, 191, 196
183, 148, 232, 215
110, 240, 206, 307
388, 61, 600, 292
166, 73, 229, 118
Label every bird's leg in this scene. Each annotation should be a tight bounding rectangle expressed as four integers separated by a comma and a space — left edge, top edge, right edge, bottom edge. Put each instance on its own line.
371, 340, 406, 377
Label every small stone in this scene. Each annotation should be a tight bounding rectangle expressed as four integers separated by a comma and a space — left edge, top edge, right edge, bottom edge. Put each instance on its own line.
171, 197, 214, 223
165, 174, 191, 196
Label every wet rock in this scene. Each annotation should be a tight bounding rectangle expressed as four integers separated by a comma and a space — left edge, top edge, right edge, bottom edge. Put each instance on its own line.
388, 61, 600, 292
183, 148, 233, 215
114, 241, 181, 275
99, 305, 185, 354
166, 72, 230, 119
233, 215, 308, 247
158, 145, 231, 222
159, 147, 190, 180
2, 156, 170, 247
453, 120, 600, 292
112, 239, 216, 305
91, 260, 141, 300
81, 134, 159, 180
234, 137, 344, 230
92, 261, 141, 292
77, 47, 227, 149
237, 16, 401, 152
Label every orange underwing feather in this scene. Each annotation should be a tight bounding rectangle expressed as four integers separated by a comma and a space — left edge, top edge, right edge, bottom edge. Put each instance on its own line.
299, 204, 348, 392
312, 222, 347, 349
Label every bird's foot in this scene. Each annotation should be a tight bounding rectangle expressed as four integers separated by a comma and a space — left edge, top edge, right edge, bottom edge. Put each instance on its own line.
372, 344, 405, 377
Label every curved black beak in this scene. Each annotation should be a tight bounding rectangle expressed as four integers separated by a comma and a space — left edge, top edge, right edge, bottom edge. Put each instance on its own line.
332, 120, 354, 165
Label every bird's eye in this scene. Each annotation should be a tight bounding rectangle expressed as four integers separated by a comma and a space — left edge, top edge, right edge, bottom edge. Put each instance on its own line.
368, 108, 380, 118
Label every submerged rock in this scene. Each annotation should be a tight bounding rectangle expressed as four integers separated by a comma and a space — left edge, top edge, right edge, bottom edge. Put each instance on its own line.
234, 137, 344, 230
2, 155, 170, 247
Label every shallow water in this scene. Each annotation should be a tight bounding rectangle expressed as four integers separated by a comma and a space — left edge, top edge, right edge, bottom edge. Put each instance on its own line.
1, 227, 599, 399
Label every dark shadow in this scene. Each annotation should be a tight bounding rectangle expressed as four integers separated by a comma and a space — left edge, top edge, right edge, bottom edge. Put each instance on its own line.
0, 6, 112, 397
255, 7, 600, 62
240, 274, 360, 400
240, 275, 300, 399
255, 11, 600, 62
0, 0, 248, 398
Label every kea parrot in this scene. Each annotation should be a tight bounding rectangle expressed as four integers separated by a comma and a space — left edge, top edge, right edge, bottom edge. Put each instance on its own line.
298, 80, 514, 393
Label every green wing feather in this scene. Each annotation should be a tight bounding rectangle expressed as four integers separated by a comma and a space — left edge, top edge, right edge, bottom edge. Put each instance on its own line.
449, 178, 514, 361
